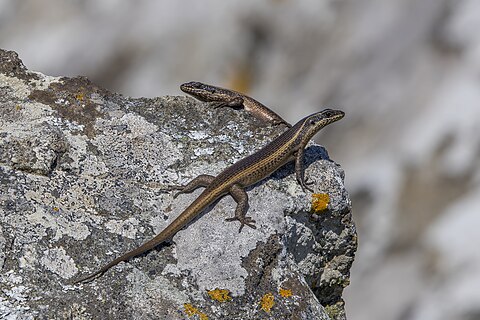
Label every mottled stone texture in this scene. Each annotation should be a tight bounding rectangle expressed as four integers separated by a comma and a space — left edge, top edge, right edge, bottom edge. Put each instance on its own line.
0, 49, 356, 320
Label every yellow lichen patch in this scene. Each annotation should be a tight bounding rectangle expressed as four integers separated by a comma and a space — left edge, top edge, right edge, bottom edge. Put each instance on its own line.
279, 288, 292, 298
53, 207, 60, 212
207, 288, 232, 302
15, 105, 22, 110
183, 303, 208, 320
184, 304, 198, 317
75, 92, 85, 101
260, 293, 275, 313
311, 193, 330, 212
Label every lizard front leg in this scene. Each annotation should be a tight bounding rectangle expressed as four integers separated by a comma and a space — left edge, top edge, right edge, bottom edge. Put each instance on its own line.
212, 96, 244, 109
295, 147, 314, 192
173, 174, 215, 199
225, 184, 256, 232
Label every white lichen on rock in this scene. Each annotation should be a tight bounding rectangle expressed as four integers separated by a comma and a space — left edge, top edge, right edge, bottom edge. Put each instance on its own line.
0, 49, 355, 320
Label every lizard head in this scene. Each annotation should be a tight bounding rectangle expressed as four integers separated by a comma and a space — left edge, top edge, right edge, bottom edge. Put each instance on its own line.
298, 109, 345, 142
180, 81, 222, 101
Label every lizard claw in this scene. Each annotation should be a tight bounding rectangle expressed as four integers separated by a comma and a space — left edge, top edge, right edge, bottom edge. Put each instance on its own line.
160, 184, 184, 198
212, 102, 228, 109
302, 184, 314, 193
298, 178, 314, 193
304, 178, 314, 192
305, 177, 314, 186
273, 119, 291, 127
225, 216, 257, 233
173, 190, 183, 199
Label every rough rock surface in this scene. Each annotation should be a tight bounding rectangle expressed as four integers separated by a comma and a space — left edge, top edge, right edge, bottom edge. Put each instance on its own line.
0, 49, 356, 320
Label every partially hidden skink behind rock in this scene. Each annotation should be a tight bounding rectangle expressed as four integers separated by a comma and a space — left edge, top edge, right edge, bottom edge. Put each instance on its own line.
180, 81, 290, 127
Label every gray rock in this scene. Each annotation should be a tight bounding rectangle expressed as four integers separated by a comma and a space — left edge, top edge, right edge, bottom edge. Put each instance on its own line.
0, 49, 356, 320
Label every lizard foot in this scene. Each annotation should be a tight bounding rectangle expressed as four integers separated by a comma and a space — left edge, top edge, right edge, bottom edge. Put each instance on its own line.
212, 102, 228, 109
163, 185, 184, 199
173, 189, 184, 199
225, 216, 257, 233
299, 177, 315, 193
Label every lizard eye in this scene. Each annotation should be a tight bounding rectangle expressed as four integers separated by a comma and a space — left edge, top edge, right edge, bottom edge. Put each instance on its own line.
309, 119, 316, 125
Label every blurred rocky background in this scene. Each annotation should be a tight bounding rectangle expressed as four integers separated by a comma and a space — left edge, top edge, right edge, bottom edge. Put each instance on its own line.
1, 1, 479, 319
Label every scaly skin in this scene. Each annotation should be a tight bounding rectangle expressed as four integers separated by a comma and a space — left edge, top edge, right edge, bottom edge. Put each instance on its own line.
180, 81, 290, 126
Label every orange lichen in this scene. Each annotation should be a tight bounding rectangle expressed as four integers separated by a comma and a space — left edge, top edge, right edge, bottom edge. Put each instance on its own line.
260, 293, 275, 313
184, 303, 197, 316
75, 93, 85, 101
279, 288, 292, 298
207, 288, 232, 302
184, 303, 208, 320
53, 207, 60, 212
311, 193, 330, 212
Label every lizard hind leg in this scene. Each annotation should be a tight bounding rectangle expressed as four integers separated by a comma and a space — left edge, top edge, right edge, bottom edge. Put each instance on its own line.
212, 97, 244, 109
173, 174, 215, 199
225, 184, 256, 232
